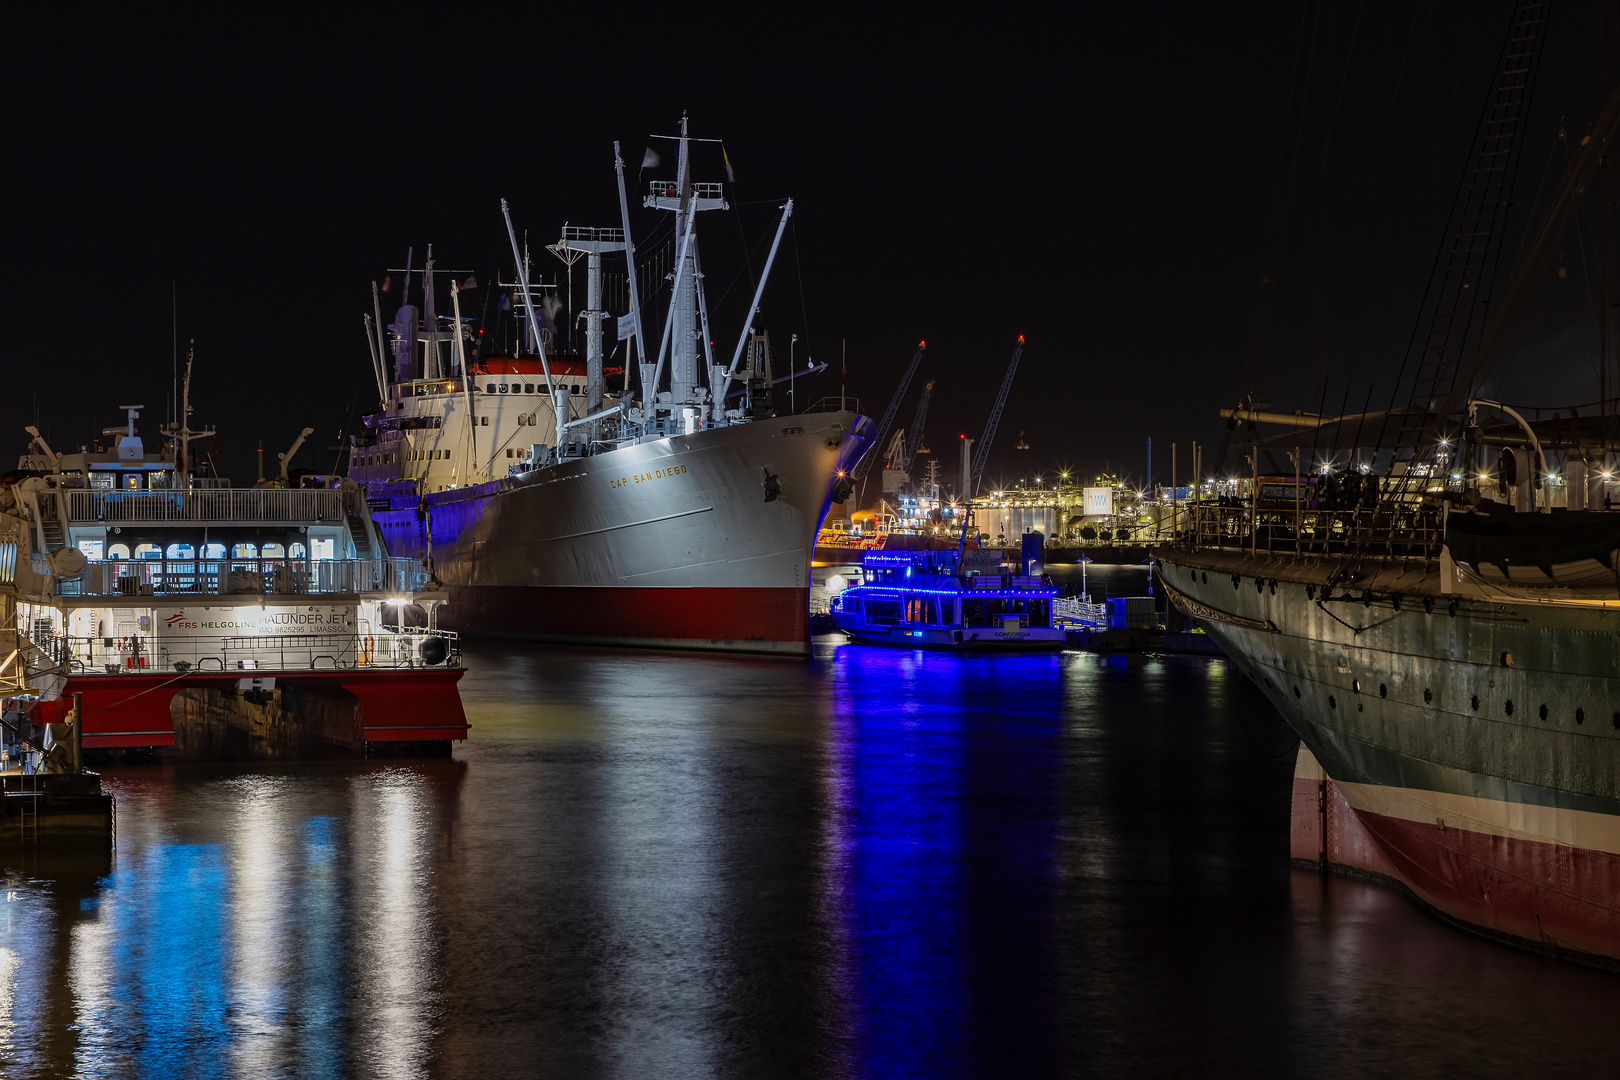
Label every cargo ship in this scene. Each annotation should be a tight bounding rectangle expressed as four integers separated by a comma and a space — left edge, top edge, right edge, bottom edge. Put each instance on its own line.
1158, 0, 1619, 966
350, 121, 871, 655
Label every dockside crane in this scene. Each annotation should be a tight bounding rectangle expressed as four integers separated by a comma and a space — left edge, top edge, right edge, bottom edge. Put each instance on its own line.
955, 337, 1026, 555
901, 380, 935, 480
851, 340, 927, 501
967, 337, 1025, 499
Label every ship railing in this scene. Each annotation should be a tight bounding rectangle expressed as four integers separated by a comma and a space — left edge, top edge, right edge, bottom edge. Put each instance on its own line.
1053, 596, 1109, 630
1182, 503, 1443, 559
49, 628, 462, 674
54, 557, 431, 598
64, 488, 348, 523
801, 396, 862, 414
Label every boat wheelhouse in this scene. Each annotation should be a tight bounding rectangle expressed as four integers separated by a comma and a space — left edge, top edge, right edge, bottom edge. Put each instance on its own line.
829, 549, 1064, 649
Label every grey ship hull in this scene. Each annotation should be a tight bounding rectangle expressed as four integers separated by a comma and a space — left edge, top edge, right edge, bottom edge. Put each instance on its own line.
1156, 549, 1620, 964
371, 411, 873, 655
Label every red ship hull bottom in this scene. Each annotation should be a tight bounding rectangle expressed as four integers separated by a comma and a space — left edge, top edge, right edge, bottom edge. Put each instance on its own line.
1291, 750, 1620, 966
440, 585, 812, 656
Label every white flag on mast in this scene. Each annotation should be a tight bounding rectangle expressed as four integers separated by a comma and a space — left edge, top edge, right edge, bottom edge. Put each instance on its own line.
617, 313, 636, 340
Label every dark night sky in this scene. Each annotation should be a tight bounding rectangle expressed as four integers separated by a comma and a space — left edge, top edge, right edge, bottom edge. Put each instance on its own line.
4, 3, 1612, 490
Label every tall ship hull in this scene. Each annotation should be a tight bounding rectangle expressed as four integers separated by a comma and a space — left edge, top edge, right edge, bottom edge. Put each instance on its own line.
370, 410, 870, 654
1157, 538, 1620, 965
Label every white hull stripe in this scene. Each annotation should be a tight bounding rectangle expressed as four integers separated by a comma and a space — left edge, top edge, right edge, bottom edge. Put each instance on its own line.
1331, 777, 1620, 857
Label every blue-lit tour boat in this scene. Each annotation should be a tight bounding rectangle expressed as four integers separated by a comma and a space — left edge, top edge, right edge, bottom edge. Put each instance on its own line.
828, 549, 1064, 649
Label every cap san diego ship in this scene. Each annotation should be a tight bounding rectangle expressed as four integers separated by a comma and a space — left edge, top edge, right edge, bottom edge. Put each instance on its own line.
1158, 1, 1620, 966
349, 120, 873, 655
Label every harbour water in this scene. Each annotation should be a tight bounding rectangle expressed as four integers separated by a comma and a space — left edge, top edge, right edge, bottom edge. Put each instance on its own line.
3, 622, 1617, 1076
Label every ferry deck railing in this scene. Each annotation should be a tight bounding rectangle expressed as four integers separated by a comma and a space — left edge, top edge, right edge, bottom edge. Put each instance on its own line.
1183, 503, 1443, 559
53, 557, 431, 598
65, 488, 348, 523
33, 628, 461, 674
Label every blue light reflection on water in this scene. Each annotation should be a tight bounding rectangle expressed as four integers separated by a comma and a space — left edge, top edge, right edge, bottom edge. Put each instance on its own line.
828, 645, 1065, 1077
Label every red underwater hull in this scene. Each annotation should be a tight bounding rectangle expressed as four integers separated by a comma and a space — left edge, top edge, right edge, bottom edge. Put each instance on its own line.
1291, 761, 1620, 964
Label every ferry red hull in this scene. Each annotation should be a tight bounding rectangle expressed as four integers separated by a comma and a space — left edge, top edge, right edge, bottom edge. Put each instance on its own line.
47, 669, 469, 752
446, 584, 809, 654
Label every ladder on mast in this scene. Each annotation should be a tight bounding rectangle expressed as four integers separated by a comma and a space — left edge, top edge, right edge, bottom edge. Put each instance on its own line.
1393, 0, 1547, 448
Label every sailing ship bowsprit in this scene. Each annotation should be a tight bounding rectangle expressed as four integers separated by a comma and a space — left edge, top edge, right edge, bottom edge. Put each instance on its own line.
1159, 1, 1620, 965
350, 121, 873, 655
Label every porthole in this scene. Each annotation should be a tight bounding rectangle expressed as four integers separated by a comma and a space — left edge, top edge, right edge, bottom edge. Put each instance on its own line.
1574, 708, 1584, 725
1255, 578, 1264, 594
1269, 580, 1277, 595
1470, 695, 1479, 712
1448, 600, 1458, 617
1423, 596, 1434, 614
485, 383, 496, 393
525, 383, 535, 394
1392, 594, 1403, 611
1504, 699, 1514, 716
1423, 688, 1433, 704
1612, 711, 1618, 730
1352, 680, 1360, 694
1539, 703, 1548, 721
1379, 683, 1387, 699
1306, 584, 1316, 600
499, 384, 509, 394
1328, 695, 1337, 710
1201, 572, 1208, 584
1293, 686, 1301, 699
1231, 574, 1240, 589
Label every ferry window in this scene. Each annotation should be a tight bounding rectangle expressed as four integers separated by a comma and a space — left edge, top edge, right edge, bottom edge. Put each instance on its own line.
538, 385, 550, 395
962, 598, 986, 626
134, 543, 163, 559
232, 543, 258, 558
499, 384, 509, 394
485, 383, 496, 393
90, 472, 114, 490
312, 537, 335, 560
289, 542, 306, 559
506, 449, 514, 458
1029, 599, 1049, 626
845, 597, 861, 613
260, 543, 286, 558
203, 544, 227, 559
77, 540, 104, 560
940, 599, 954, 624
524, 383, 535, 394
481, 417, 490, 427
123, 473, 142, 491
165, 543, 195, 559
518, 414, 528, 426
865, 598, 902, 624
107, 544, 130, 560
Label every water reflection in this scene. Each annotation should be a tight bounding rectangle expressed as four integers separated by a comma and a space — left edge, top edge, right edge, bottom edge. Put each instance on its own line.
0, 642, 1614, 1076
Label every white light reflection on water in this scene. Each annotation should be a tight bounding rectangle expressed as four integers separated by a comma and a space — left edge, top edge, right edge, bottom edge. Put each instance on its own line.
351, 768, 439, 1080
598, 659, 727, 1080
226, 775, 293, 1075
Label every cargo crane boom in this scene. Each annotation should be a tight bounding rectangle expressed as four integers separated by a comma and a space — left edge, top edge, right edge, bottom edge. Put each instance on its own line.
967, 337, 1024, 498
851, 341, 927, 484
901, 380, 934, 477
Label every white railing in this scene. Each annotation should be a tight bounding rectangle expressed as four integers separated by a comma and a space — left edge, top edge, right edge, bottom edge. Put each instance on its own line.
55, 558, 429, 598
1053, 596, 1109, 631
44, 629, 461, 674
65, 488, 348, 523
